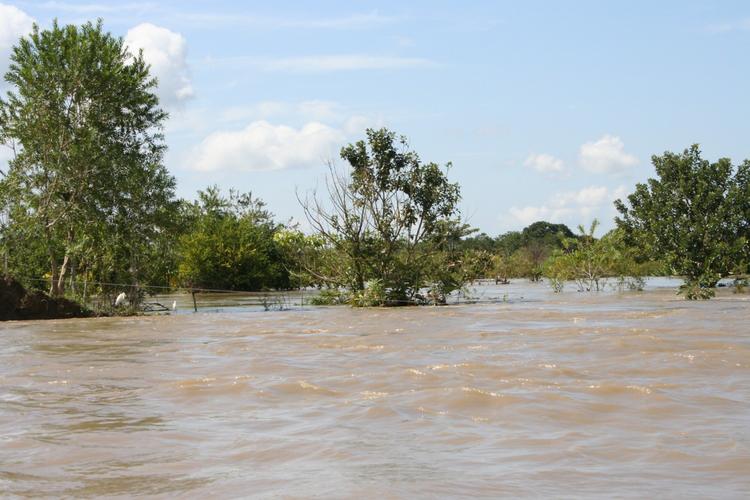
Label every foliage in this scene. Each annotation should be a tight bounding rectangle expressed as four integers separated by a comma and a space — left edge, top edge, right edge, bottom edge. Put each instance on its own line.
421, 246, 482, 305
521, 221, 575, 246
455, 222, 576, 283
457, 232, 497, 252
615, 145, 750, 299
308, 287, 349, 305
461, 249, 494, 282
678, 281, 715, 300
177, 187, 289, 291
495, 230, 524, 256
351, 279, 387, 307
273, 227, 343, 289
300, 127, 465, 304
544, 220, 648, 293
0, 20, 177, 300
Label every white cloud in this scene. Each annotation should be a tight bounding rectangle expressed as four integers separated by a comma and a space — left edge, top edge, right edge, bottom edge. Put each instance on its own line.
189, 121, 346, 172
555, 185, 609, 207
220, 100, 345, 124
297, 100, 344, 122
523, 153, 565, 174
125, 23, 193, 107
169, 100, 381, 141
0, 4, 34, 87
343, 115, 382, 135
579, 134, 638, 174
507, 185, 627, 228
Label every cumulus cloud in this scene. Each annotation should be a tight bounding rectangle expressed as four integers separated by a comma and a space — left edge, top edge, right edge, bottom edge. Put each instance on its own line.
189, 121, 346, 172
343, 115, 382, 135
220, 100, 344, 124
507, 185, 627, 228
579, 134, 638, 174
0, 4, 34, 87
523, 153, 565, 174
125, 23, 193, 107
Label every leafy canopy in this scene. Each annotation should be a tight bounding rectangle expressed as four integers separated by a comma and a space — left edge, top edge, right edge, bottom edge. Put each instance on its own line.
615, 145, 750, 298
0, 19, 176, 297
301, 127, 464, 303
177, 187, 290, 291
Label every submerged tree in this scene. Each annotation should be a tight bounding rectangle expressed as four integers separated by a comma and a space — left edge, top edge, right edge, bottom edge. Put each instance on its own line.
0, 20, 176, 297
615, 145, 750, 299
177, 187, 289, 291
544, 220, 649, 293
300, 127, 464, 304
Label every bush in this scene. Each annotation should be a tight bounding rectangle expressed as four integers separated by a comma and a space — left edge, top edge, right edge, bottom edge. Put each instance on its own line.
351, 280, 387, 307
309, 288, 349, 305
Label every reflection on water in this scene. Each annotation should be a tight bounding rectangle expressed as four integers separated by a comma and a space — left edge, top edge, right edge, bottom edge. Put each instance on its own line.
1, 282, 749, 497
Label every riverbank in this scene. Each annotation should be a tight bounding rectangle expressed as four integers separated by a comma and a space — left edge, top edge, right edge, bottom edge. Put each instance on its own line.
0, 277, 92, 321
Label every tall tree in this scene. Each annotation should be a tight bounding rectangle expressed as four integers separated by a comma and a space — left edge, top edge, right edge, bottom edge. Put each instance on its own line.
300, 128, 464, 303
615, 145, 750, 299
0, 20, 175, 296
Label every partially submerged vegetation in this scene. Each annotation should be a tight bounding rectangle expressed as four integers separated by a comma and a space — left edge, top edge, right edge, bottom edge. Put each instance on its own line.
296, 127, 469, 305
544, 221, 653, 294
615, 145, 750, 299
1, 20, 749, 317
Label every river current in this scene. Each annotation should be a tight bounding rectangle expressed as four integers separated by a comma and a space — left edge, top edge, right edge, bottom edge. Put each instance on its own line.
1, 281, 749, 498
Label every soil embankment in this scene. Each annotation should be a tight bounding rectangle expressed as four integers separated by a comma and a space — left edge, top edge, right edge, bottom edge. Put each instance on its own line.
0, 277, 91, 320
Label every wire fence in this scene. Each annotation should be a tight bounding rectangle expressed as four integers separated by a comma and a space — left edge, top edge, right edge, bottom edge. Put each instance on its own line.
19, 276, 516, 312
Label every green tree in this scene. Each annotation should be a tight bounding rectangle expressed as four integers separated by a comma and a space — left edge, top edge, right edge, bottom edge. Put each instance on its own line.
273, 228, 340, 289
544, 220, 647, 293
495, 230, 524, 256
177, 187, 289, 291
522, 221, 575, 281
300, 127, 464, 304
0, 20, 175, 297
615, 145, 750, 299
521, 221, 575, 246
458, 232, 497, 252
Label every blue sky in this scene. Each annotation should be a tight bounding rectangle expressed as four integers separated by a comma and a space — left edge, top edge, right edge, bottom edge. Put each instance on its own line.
1, 1, 749, 235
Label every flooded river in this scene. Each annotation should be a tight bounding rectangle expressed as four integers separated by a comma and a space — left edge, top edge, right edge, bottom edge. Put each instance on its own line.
1, 282, 749, 498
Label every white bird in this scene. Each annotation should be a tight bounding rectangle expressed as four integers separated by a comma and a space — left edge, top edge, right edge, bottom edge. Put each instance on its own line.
114, 292, 127, 307
172, 300, 177, 311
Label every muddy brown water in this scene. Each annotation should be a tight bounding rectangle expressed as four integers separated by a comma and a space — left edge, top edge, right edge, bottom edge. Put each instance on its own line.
1, 281, 749, 498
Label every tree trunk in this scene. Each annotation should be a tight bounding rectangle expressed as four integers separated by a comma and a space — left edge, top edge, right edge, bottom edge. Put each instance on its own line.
69, 258, 76, 294
56, 253, 70, 296
49, 251, 59, 296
